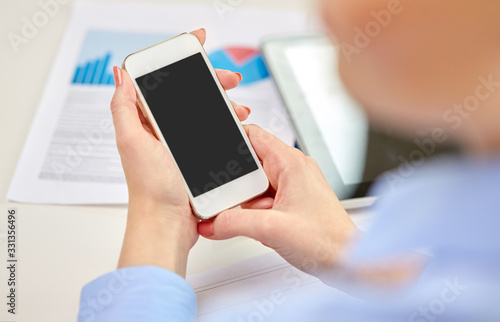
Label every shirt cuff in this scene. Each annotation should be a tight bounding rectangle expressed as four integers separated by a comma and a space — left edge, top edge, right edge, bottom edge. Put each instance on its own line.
78, 266, 197, 322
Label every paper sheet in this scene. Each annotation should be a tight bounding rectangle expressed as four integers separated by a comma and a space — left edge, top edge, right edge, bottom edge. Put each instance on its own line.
187, 251, 358, 321
7, 1, 309, 204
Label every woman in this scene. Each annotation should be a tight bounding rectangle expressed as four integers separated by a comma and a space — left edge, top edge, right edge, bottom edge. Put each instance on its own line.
78, 0, 500, 321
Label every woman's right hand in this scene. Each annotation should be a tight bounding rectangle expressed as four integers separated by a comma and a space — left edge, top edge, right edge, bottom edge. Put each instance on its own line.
198, 124, 359, 277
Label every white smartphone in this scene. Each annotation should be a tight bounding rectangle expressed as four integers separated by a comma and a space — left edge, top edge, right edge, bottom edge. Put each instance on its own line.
122, 33, 269, 219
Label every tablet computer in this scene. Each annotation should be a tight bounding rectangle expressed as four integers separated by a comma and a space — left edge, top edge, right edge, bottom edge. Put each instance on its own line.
261, 34, 456, 208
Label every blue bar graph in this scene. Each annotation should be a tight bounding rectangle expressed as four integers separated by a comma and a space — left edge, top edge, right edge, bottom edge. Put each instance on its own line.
72, 53, 114, 86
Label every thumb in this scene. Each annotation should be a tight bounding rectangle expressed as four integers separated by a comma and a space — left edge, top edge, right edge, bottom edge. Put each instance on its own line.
110, 67, 144, 141
198, 208, 280, 243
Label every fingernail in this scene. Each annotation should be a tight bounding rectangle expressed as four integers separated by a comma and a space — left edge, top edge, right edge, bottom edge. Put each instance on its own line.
242, 105, 251, 115
235, 72, 243, 82
198, 221, 213, 237
113, 66, 122, 88
197, 27, 206, 33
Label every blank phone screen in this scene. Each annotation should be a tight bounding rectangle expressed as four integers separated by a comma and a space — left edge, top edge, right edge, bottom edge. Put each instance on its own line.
136, 53, 258, 197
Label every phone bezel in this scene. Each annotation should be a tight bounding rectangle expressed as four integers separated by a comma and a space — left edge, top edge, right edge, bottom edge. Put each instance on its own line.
122, 33, 269, 219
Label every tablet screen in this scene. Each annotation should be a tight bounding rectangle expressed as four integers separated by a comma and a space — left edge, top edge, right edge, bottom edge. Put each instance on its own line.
284, 43, 369, 186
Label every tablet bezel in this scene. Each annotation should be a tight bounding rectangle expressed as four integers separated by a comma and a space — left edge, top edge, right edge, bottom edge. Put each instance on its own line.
261, 34, 376, 209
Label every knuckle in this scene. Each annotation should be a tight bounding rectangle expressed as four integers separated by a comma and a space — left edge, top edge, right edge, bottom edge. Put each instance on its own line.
115, 136, 133, 157
115, 129, 139, 157
291, 147, 306, 158
110, 98, 121, 114
245, 124, 262, 141
287, 147, 309, 168
267, 149, 288, 169
110, 91, 124, 107
305, 155, 319, 167
246, 123, 261, 134
265, 146, 307, 175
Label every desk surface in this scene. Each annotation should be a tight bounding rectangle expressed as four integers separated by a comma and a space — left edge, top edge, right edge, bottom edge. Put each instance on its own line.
0, 1, 372, 320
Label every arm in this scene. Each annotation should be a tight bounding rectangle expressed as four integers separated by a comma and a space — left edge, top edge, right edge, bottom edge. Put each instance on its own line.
78, 29, 252, 321
78, 266, 197, 322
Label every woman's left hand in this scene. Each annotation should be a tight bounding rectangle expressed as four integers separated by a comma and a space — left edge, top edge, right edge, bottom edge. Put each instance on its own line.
112, 28, 249, 276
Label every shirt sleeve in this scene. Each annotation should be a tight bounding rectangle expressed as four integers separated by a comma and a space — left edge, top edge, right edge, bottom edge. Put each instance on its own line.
78, 266, 197, 322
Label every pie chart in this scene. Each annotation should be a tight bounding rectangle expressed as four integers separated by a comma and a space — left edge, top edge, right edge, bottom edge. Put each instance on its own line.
208, 47, 269, 85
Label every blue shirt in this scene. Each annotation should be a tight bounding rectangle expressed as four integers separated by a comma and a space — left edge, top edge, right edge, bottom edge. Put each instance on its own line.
78, 156, 500, 321
78, 266, 196, 321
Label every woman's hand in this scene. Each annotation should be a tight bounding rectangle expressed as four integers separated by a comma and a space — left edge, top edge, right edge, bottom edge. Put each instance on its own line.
113, 28, 250, 277
198, 124, 360, 277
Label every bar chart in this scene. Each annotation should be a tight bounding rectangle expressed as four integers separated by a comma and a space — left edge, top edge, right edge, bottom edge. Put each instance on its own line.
71, 30, 170, 87
72, 53, 114, 85
71, 31, 268, 87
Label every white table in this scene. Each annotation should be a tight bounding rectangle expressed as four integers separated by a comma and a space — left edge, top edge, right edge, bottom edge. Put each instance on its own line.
0, 1, 371, 320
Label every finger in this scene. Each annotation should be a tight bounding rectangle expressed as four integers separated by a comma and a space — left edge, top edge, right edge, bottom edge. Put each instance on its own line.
244, 124, 290, 162
198, 208, 280, 242
110, 67, 143, 140
231, 101, 251, 122
241, 197, 274, 210
243, 124, 300, 189
216, 69, 242, 90
190, 28, 206, 45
